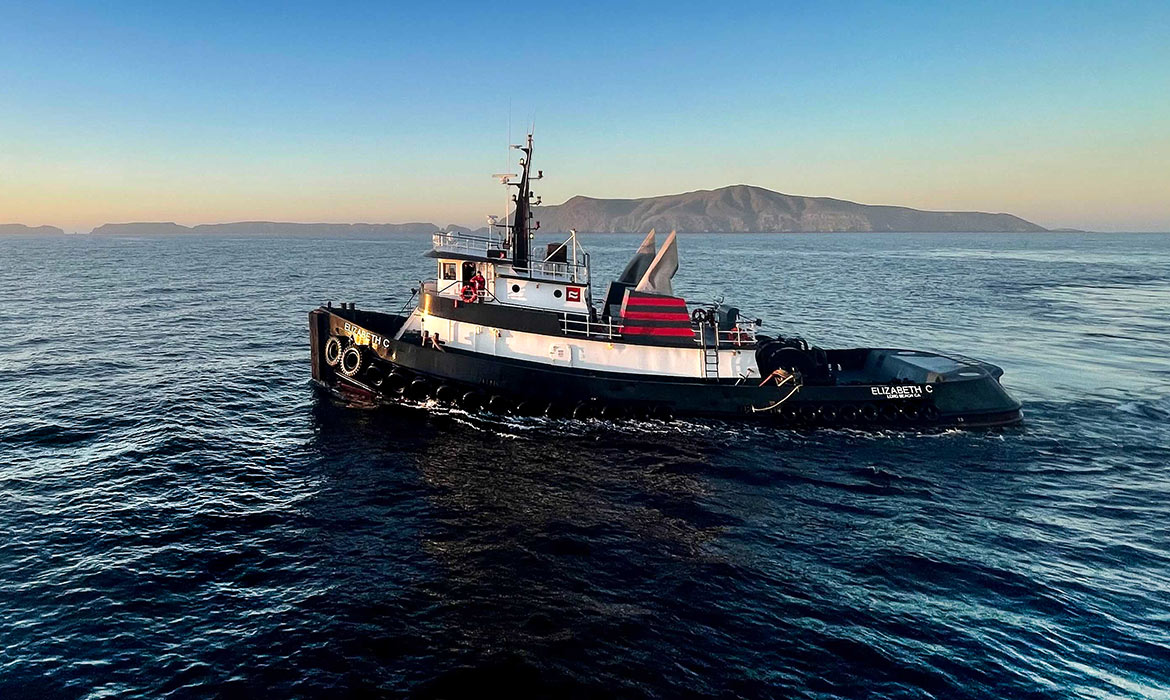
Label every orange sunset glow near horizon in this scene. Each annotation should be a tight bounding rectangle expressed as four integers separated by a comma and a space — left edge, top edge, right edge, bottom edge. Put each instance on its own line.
2, 2, 1168, 233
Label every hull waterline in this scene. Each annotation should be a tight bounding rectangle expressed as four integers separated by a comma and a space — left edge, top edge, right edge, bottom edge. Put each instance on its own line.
310, 306, 1023, 429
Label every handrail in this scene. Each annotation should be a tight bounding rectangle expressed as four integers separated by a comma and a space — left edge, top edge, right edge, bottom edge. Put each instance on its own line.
432, 231, 500, 247
515, 259, 590, 285
431, 278, 502, 304
435, 279, 462, 295
558, 315, 756, 344
431, 232, 504, 257
559, 312, 623, 340
693, 322, 759, 347
433, 231, 591, 285
397, 284, 421, 316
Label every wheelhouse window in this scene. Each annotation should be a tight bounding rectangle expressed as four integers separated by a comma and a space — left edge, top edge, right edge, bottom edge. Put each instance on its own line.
441, 262, 457, 280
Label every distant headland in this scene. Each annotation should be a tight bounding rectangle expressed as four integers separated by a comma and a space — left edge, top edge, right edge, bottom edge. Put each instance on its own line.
7, 185, 1050, 236
0, 224, 66, 236
87, 221, 444, 237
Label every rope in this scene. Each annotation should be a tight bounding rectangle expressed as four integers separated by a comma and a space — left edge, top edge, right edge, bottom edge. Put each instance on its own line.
750, 372, 802, 413
758, 368, 792, 387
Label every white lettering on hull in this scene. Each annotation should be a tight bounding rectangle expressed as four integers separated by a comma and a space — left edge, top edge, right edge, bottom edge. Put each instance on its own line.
343, 321, 393, 348
870, 384, 934, 399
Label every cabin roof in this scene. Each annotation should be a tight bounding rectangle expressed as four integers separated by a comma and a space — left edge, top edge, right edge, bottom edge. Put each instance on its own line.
424, 249, 506, 264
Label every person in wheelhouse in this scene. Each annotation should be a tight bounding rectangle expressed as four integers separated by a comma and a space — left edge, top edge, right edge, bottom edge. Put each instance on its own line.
469, 269, 486, 302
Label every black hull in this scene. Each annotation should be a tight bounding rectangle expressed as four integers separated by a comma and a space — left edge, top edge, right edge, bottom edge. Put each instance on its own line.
310, 307, 1023, 429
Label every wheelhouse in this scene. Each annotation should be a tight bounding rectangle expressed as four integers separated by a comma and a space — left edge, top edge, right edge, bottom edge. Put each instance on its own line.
428, 228, 592, 315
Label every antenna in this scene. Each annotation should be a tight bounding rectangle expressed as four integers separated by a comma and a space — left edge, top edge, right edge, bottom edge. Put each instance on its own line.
505, 107, 514, 246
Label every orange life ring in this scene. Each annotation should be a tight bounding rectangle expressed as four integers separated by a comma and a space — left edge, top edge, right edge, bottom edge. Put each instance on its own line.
460, 284, 477, 303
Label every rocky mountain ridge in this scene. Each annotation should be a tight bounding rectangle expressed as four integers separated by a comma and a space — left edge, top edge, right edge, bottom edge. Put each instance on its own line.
530, 185, 1045, 233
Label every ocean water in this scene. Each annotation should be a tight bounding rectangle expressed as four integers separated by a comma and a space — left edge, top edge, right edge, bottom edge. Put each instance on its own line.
1, 231, 1169, 699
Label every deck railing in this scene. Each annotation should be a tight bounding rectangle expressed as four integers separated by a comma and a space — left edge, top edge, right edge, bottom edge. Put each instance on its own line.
557, 315, 758, 346
518, 258, 590, 285
559, 312, 623, 340
431, 232, 591, 285
432, 231, 502, 256
693, 322, 759, 347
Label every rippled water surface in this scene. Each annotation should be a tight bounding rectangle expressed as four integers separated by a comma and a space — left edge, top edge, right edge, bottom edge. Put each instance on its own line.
2, 232, 1169, 698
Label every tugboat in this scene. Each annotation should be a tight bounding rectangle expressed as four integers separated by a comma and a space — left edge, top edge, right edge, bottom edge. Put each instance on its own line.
308, 134, 1022, 428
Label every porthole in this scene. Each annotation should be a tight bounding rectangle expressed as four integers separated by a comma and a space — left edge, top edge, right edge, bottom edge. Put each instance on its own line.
511, 284, 520, 293
554, 289, 563, 298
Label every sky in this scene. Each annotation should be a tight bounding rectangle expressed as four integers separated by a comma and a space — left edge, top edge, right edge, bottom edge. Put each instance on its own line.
1, 1, 1168, 232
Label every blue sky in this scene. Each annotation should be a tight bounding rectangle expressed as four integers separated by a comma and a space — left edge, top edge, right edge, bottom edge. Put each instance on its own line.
1, 1, 1167, 231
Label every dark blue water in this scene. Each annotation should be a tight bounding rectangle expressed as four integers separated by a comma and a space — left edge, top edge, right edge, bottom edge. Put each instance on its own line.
2, 232, 1169, 698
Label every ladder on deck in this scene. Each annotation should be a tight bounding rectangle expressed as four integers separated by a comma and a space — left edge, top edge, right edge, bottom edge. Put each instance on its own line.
701, 330, 720, 380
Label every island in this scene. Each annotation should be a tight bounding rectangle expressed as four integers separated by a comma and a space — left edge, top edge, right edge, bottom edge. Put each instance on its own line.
531, 185, 1045, 233
0, 224, 66, 236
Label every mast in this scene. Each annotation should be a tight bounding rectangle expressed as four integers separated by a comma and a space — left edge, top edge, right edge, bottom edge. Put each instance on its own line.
509, 133, 541, 268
